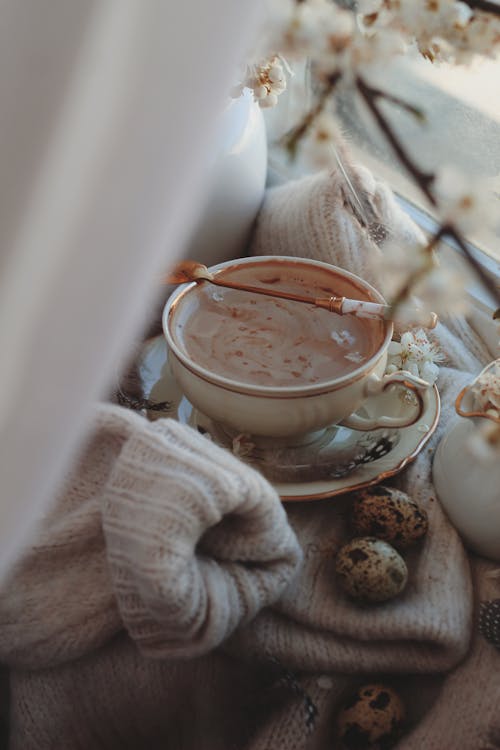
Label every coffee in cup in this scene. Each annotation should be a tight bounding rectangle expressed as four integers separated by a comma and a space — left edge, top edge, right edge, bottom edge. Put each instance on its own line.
176, 274, 384, 388
163, 256, 431, 439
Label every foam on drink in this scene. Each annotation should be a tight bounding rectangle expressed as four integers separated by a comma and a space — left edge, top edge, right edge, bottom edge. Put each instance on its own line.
175, 274, 384, 388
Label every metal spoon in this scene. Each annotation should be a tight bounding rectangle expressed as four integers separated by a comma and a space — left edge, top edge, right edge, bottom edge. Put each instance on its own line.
163, 260, 437, 328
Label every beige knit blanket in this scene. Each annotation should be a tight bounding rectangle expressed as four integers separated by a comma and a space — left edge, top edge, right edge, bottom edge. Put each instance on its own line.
0, 167, 498, 750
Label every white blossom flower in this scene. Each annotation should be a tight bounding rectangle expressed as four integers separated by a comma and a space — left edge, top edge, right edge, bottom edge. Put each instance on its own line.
456, 13, 500, 62
386, 329, 444, 384
380, 238, 432, 299
299, 109, 343, 168
231, 55, 287, 109
345, 28, 407, 79
380, 238, 469, 317
312, 22, 406, 82
260, 0, 500, 80
432, 10, 500, 63
412, 264, 469, 317
434, 166, 494, 235
383, 1, 468, 39
265, 0, 351, 60
357, 0, 499, 63
309, 9, 357, 78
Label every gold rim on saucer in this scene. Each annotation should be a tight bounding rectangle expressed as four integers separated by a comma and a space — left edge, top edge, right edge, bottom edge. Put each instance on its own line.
137, 336, 440, 502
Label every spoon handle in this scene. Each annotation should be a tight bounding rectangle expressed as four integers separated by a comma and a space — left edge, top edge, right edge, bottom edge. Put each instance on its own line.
314, 295, 437, 329
211, 278, 437, 328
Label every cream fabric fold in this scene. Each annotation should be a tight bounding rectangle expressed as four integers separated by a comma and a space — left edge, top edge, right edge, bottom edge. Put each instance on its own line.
102, 415, 302, 658
0, 406, 301, 672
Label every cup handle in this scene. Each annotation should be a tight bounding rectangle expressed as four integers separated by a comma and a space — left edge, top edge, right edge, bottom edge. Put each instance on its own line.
340, 371, 432, 431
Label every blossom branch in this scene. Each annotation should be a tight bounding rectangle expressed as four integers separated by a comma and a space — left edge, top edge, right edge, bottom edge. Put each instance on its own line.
356, 76, 500, 305
390, 228, 445, 314
443, 224, 500, 304
356, 77, 436, 205
356, 82, 426, 122
264, 1, 500, 311
283, 72, 341, 157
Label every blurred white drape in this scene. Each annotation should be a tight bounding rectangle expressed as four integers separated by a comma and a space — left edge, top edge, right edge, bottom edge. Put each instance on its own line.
0, 0, 262, 576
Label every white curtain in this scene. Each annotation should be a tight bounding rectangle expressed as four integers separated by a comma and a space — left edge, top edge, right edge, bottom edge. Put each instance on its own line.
0, 0, 262, 576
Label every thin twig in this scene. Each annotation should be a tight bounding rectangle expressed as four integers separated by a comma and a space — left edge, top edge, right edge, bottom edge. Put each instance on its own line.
390, 227, 445, 314
462, 0, 500, 15
357, 82, 426, 122
391, 224, 499, 310
282, 72, 341, 157
444, 225, 500, 304
356, 77, 436, 205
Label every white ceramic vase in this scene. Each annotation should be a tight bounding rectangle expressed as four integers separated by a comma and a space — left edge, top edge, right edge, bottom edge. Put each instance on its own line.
433, 360, 500, 562
184, 89, 267, 267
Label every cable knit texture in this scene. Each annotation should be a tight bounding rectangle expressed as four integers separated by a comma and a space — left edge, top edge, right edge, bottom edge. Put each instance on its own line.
248, 166, 425, 290
102, 416, 301, 658
0, 409, 132, 670
1, 164, 499, 750
0, 406, 301, 671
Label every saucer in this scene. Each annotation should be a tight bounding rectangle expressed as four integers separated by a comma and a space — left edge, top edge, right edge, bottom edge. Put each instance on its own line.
136, 336, 440, 502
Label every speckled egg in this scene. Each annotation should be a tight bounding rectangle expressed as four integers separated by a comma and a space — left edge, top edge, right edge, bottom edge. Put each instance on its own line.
336, 683, 406, 749
335, 538, 407, 603
350, 486, 428, 549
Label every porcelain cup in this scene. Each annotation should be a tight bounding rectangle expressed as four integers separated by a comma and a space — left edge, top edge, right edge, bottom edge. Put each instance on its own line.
162, 256, 432, 440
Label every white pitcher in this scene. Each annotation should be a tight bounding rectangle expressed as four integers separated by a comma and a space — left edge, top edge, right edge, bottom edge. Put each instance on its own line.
184, 89, 267, 268
433, 360, 500, 562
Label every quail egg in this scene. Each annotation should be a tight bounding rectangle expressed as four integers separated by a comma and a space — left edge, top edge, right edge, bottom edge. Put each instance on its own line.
350, 486, 428, 549
336, 683, 406, 749
335, 537, 407, 603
